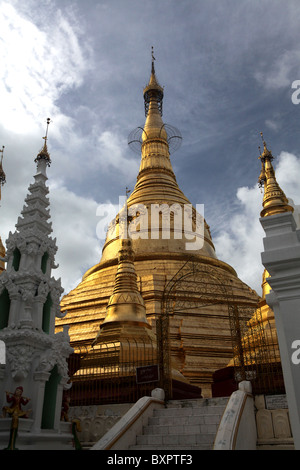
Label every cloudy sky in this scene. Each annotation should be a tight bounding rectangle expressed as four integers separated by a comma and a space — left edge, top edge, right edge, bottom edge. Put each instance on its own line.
0, 0, 300, 296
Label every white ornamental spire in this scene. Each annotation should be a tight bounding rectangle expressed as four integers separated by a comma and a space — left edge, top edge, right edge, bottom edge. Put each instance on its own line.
0, 121, 73, 447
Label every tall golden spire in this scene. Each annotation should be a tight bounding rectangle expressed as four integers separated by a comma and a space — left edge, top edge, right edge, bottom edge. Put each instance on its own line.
128, 48, 186, 204
98, 49, 217, 266
0, 146, 6, 273
143, 47, 164, 120
139, 47, 171, 175
258, 132, 294, 218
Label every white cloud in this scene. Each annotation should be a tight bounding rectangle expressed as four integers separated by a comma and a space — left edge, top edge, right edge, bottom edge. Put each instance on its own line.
254, 50, 300, 90
0, 1, 97, 294
265, 119, 281, 132
0, 1, 92, 136
97, 131, 139, 178
214, 187, 264, 295
275, 151, 300, 203
48, 182, 101, 294
214, 151, 300, 295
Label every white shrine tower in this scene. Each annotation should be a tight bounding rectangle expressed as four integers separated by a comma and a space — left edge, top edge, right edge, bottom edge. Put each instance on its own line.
0, 121, 74, 449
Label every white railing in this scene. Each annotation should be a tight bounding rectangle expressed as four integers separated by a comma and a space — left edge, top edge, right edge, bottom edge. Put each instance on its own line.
90, 388, 165, 450
213, 381, 257, 450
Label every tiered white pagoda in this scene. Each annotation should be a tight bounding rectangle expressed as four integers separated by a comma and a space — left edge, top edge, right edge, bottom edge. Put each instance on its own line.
0, 122, 74, 449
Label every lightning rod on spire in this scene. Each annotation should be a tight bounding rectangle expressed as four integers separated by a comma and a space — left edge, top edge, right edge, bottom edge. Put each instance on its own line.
0, 146, 6, 186
43, 118, 52, 143
0, 146, 4, 163
151, 46, 155, 62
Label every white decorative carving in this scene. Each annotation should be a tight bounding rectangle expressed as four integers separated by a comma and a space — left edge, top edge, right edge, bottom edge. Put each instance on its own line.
6, 344, 35, 380
35, 328, 73, 382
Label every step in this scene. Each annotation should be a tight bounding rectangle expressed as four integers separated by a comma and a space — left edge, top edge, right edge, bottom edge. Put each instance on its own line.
128, 397, 228, 451
136, 432, 216, 447
153, 405, 225, 417
148, 413, 221, 427
166, 397, 229, 408
129, 444, 212, 450
257, 438, 294, 450
143, 422, 219, 435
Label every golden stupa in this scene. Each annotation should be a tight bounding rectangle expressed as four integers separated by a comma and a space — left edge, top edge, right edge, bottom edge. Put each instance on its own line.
256, 133, 294, 361
56, 54, 259, 397
256, 133, 294, 360
258, 133, 294, 218
92, 236, 156, 357
227, 134, 294, 394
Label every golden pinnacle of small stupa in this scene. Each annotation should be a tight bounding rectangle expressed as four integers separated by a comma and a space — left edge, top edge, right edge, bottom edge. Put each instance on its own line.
258, 132, 293, 218
35, 118, 52, 166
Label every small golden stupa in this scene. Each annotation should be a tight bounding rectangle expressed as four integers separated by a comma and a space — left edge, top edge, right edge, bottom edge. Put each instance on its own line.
258, 133, 294, 218
93, 236, 156, 355
227, 134, 294, 393
257, 133, 294, 361
254, 134, 294, 383
56, 52, 259, 398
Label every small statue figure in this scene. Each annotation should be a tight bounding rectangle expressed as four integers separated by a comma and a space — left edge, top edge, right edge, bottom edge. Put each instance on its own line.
2, 386, 31, 450
2, 386, 31, 419
60, 392, 70, 422
72, 419, 82, 450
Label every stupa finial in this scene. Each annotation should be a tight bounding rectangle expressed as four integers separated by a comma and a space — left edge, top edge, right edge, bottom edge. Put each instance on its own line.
151, 46, 155, 71
35, 118, 52, 167
0, 146, 6, 204
258, 132, 293, 217
0, 146, 6, 188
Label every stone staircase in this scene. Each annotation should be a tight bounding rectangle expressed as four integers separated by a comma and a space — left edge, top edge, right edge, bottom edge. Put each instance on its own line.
129, 397, 228, 450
